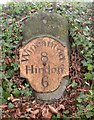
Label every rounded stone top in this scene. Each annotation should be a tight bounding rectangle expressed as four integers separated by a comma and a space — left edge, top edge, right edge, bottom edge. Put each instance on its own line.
23, 11, 68, 46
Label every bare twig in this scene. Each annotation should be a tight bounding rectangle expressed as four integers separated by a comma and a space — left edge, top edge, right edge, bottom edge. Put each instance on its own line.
16, 16, 30, 24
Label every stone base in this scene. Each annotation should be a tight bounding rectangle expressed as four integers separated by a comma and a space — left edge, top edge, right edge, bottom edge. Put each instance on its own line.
33, 77, 68, 102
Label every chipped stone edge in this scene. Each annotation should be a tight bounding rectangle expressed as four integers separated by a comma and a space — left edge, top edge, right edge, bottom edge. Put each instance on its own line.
33, 76, 68, 102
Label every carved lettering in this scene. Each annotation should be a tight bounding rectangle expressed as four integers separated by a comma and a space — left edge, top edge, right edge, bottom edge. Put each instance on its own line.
21, 49, 31, 62
26, 65, 33, 74
25, 65, 64, 74
20, 37, 69, 92
42, 41, 46, 46
47, 41, 53, 48
41, 52, 48, 64
42, 76, 49, 87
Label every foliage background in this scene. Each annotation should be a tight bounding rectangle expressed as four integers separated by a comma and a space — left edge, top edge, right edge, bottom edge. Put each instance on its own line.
0, 1, 94, 119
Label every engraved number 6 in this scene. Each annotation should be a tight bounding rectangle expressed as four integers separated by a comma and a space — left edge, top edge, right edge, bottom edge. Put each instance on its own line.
42, 76, 49, 87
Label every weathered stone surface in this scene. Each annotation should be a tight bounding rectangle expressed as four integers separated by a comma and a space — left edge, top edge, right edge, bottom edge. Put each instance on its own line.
34, 77, 68, 101
20, 11, 69, 101
23, 11, 69, 46
20, 37, 69, 93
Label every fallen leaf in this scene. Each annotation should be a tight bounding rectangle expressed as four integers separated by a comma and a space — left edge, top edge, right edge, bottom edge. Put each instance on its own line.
48, 105, 58, 114
29, 114, 36, 118
42, 107, 52, 118
16, 108, 21, 116
32, 109, 39, 115
89, 17, 92, 21
4, 56, 11, 65
19, 85, 25, 90
26, 108, 32, 112
32, 100, 36, 105
56, 104, 65, 111
77, 66, 81, 71
12, 98, 20, 102
20, 115, 26, 118
1, 104, 7, 109
15, 103, 22, 108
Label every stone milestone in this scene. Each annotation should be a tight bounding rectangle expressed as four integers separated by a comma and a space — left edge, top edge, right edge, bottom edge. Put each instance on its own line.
20, 12, 69, 101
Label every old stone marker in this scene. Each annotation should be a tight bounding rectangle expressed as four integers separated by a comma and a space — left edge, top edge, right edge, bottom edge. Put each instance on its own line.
20, 12, 69, 101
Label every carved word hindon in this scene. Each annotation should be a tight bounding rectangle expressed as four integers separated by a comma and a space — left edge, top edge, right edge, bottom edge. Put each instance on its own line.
20, 37, 69, 92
